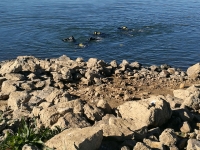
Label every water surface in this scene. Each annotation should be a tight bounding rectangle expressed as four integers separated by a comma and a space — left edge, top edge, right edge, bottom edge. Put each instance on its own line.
0, 0, 200, 70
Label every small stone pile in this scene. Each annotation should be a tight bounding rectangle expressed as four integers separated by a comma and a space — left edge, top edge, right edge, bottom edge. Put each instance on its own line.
0, 55, 200, 150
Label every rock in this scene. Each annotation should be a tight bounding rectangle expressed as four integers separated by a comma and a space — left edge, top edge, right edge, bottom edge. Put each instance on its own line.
7, 91, 31, 110
5, 73, 25, 81
167, 68, 176, 74
179, 82, 186, 89
31, 86, 55, 100
0, 60, 22, 74
83, 103, 104, 121
1, 80, 18, 95
150, 65, 159, 72
110, 60, 118, 68
120, 60, 129, 69
173, 108, 194, 122
39, 102, 52, 109
159, 128, 178, 147
87, 58, 98, 68
51, 112, 90, 129
21, 82, 35, 91
31, 106, 42, 117
97, 99, 112, 114
169, 146, 179, 150
160, 64, 171, 70
186, 139, 200, 150
45, 89, 71, 104
45, 127, 103, 150
60, 67, 73, 81
39, 100, 83, 127
39, 106, 60, 127
173, 85, 200, 109
94, 116, 147, 141
187, 63, 200, 79
120, 145, 130, 150
116, 95, 172, 126
159, 70, 170, 78
180, 121, 192, 133
165, 94, 183, 108
143, 138, 166, 150
129, 62, 141, 69
173, 89, 190, 100
85, 69, 102, 84
133, 142, 151, 150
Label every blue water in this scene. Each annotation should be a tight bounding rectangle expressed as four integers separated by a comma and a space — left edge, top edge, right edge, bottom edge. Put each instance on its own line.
0, 0, 200, 70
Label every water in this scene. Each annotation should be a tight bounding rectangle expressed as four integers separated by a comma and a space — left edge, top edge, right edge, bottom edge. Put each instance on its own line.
0, 0, 200, 70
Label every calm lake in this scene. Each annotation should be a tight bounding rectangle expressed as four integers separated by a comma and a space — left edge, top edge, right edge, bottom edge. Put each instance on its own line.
0, 0, 200, 70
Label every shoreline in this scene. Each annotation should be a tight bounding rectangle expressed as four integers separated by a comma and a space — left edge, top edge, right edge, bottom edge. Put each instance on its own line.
0, 55, 200, 149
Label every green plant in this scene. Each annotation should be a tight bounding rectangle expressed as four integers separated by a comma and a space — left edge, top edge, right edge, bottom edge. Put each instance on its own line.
0, 117, 61, 150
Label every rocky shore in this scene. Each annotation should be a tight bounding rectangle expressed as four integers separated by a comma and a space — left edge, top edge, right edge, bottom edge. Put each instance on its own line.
0, 55, 200, 150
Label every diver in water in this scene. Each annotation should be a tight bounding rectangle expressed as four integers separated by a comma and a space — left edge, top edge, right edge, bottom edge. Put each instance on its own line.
88, 37, 101, 42
62, 36, 76, 42
118, 26, 129, 30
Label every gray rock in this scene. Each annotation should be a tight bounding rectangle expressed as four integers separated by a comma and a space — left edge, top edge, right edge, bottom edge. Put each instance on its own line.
116, 95, 172, 127
39, 99, 83, 127
159, 128, 178, 147
45, 127, 103, 150
87, 58, 98, 68
52, 112, 90, 130
133, 142, 151, 150
7, 91, 31, 110
83, 103, 104, 121
5, 73, 25, 81
129, 62, 141, 69
94, 116, 147, 141
110, 60, 118, 68
180, 121, 192, 133
187, 63, 200, 79
186, 139, 200, 150
143, 138, 166, 150
45, 89, 71, 104
97, 99, 112, 114
0, 60, 22, 74
1, 80, 18, 95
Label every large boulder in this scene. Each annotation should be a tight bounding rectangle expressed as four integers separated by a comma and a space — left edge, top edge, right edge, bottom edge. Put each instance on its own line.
45, 88, 71, 104
45, 127, 103, 150
0, 60, 22, 75
5, 73, 25, 81
187, 63, 200, 79
173, 85, 200, 109
51, 112, 91, 129
116, 96, 172, 127
94, 116, 147, 141
39, 99, 83, 127
159, 128, 178, 147
7, 91, 31, 110
83, 103, 104, 121
186, 139, 200, 150
1, 80, 18, 95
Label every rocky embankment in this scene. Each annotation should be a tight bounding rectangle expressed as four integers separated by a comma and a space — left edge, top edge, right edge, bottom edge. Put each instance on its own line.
0, 55, 200, 150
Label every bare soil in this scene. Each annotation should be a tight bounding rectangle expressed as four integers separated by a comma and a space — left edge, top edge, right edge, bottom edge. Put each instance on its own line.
1, 74, 199, 109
